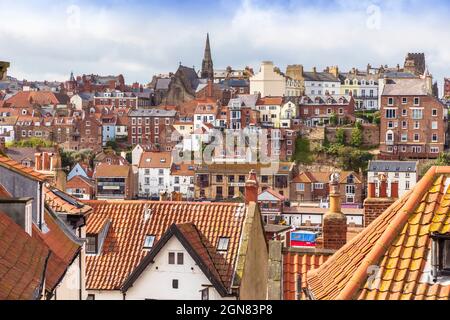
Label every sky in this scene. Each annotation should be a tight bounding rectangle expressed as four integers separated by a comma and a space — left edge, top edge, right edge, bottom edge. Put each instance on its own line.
0, 0, 449, 90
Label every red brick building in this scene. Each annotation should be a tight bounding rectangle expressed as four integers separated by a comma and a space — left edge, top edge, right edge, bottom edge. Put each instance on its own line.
380, 77, 448, 159
128, 108, 177, 151
298, 94, 355, 126
73, 113, 103, 152
290, 171, 363, 205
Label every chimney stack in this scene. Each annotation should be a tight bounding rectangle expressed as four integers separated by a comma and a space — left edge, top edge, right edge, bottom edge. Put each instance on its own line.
318, 173, 347, 250
245, 170, 259, 204
159, 190, 169, 201
363, 174, 397, 227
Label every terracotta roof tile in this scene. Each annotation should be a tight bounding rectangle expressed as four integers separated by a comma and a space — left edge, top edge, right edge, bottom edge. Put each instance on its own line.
0, 212, 49, 300
283, 250, 331, 300
94, 163, 130, 178
0, 155, 47, 182
85, 200, 246, 291
307, 166, 450, 300
44, 185, 92, 216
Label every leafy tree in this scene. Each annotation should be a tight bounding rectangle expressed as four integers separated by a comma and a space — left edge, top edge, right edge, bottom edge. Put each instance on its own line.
292, 136, 313, 164
105, 140, 119, 153
8, 138, 54, 148
336, 128, 346, 145
350, 126, 363, 147
329, 113, 338, 126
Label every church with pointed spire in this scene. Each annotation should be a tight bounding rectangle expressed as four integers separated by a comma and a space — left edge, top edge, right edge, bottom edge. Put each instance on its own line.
201, 33, 214, 80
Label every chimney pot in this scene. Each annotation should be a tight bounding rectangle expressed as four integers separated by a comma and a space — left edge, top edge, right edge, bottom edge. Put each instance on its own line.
245, 170, 259, 204
368, 182, 376, 198
390, 180, 399, 198
379, 174, 388, 198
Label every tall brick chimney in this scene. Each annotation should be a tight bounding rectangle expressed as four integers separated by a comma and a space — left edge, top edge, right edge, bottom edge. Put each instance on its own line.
364, 174, 398, 227
320, 173, 347, 250
245, 170, 259, 204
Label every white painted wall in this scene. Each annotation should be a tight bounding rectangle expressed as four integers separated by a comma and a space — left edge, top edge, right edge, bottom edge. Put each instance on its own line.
170, 175, 194, 199
367, 171, 418, 198
125, 237, 235, 300
250, 61, 286, 97
87, 236, 236, 300
138, 167, 171, 197
305, 80, 340, 97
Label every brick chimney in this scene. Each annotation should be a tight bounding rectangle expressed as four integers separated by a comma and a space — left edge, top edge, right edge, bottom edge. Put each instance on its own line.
319, 173, 347, 250
363, 174, 398, 227
245, 170, 259, 204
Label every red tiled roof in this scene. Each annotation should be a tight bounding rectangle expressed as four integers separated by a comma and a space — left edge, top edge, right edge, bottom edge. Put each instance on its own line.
32, 211, 82, 294
94, 163, 130, 178
283, 250, 331, 300
307, 166, 450, 300
0, 155, 47, 182
257, 97, 283, 105
0, 212, 49, 300
139, 152, 171, 169
84, 200, 246, 291
44, 185, 92, 216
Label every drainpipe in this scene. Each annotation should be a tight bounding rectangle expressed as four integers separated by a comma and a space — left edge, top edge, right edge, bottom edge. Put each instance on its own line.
78, 227, 83, 300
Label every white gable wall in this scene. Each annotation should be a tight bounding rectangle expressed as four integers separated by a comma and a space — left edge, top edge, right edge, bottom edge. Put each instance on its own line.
125, 236, 236, 300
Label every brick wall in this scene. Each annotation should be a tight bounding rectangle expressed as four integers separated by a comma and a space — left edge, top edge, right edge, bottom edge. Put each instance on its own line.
321, 214, 347, 250
363, 197, 395, 227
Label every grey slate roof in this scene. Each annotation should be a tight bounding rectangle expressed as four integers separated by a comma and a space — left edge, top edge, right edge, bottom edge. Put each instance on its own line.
155, 78, 171, 90
303, 72, 340, 82
368, 160, 418, 173
128, 108, 177, 117
382, 78, 429, 96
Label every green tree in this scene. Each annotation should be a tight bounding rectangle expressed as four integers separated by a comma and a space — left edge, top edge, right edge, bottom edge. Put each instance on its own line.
350, 126, 363, 147
336, 128, 346, 145
329, 113, 338, 126
292, 136, 313, 164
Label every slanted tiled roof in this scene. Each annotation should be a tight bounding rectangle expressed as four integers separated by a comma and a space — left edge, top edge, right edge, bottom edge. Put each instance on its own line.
307, 166, 450, 300
382, 78, 429, 96
44, 185, 92, 216
85, 201, 246, 291
139, 152, 171, 169
94, 163, 130, 178
33, 211, 82, 294
0, 155, 47, 182
368, 160, 418, 173
283, 250, 332, 300
0, 212, 49, 300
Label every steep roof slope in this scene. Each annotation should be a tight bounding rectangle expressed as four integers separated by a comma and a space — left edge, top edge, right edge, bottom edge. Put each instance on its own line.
307, 166, 450, 300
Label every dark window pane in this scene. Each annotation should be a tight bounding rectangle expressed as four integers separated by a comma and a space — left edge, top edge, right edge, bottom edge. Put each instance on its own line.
177, 252, 184, 265
168, 252, 175, 264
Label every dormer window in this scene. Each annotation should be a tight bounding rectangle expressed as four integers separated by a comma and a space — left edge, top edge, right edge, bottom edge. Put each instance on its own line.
143, 235, 155, 250
86, 235, 98, 254
217, 237, 230, 251
431, 233, 450, 278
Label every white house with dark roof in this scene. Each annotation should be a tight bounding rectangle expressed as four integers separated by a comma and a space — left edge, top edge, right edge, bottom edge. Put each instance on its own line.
367, 160, 418, 197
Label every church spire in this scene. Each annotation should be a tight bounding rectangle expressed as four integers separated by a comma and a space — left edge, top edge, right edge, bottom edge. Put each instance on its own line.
201, 33, 214, 80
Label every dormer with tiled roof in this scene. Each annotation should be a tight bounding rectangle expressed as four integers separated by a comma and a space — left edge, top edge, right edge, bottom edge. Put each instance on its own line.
306, 166, 450, 300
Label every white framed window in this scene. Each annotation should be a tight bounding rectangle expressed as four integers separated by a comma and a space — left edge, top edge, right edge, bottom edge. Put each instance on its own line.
431, 147, 439, 153
432, 121, 438, 130
296, 183, 305, 192
217, 237, 230, 251
143, 235, 155, 249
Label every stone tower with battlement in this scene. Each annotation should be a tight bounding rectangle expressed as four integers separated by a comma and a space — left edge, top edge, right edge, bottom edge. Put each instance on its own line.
404, 53, 426, 76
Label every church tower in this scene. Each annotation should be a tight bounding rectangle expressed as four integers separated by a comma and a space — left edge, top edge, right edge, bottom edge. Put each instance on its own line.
201, 33, 214, 80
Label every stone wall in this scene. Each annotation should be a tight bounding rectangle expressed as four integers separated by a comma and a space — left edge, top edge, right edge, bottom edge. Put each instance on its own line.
326, 124, 380, 147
